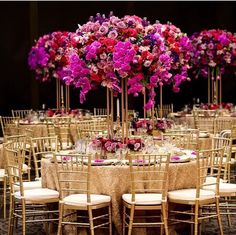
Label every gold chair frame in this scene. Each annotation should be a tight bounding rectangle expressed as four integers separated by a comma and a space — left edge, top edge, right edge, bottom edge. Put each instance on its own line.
54, 152, 112, 235
122, 153, 170, 235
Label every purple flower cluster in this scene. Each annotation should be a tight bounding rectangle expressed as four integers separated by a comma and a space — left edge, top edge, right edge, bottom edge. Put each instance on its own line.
28, 13, 194, 110
190, 29, 236, 78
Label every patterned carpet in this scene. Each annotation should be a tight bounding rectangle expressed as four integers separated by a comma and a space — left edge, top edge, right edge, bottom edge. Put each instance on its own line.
0, 214, 236, 235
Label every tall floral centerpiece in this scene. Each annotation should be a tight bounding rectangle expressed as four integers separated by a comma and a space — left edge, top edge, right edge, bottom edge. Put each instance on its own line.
61, 13, 175, 140
62, 13, 172, 108
28, 31, 78, 110
190, 29, 236, 104
150, 22, 193, 117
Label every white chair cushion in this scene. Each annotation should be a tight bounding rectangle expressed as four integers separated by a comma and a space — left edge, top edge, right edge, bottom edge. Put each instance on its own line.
168, 189, 215, 202
61, 142, 73, 149
35, 177, 42, 181
0, 169, 6, 180
14, 188, 59, 202
63, 194, 111, 206
222, 157, 236, 164
14, 180, 42, 191
22, 163, 30, 172
205, 176, 224, 184
231, 146, 236, 153
122, 193, 162, 205
203, 182, 236, 194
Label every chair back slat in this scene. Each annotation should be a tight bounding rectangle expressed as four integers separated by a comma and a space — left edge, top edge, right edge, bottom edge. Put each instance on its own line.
54, 153, 92, 202
11, 109, 33, 119
31, 136, 58, 179
4, 142, 26, 197
127, 153, 170, 202
197, 148, 224, 198
0, 116, 20, 138
162, 133, 191, 149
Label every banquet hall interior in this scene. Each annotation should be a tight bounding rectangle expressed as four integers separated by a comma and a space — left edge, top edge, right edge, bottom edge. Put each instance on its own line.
1, 1, 236, 235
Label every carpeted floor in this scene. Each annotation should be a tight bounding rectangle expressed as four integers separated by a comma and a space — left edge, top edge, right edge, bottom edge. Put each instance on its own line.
0, 214, 236, 235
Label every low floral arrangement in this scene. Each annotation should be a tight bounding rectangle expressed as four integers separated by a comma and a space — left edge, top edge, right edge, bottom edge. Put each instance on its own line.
134, 118, 173, 134
46, 108, 90, 117
134, 119, 153, 135
190, 29, 236, 78
92, 137, 144, 153
199, 102, 234, 111
155, 118, 173, 132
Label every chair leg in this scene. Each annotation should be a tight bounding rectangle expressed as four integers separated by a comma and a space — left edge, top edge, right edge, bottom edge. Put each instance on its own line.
216, 197, 224, 235
57, 202, 63, 235
122, 205, 126, 235
3, 176, 7, 219
225, 197, 232, 227
162, 202, 169, 235
108, 204, 112, 235
8, 195, 14, 235
128, 204, 135, 235
190, 206, 194, 235
88, 205, 95, 235
194, 202, 199, 235
22, 200, 26, 235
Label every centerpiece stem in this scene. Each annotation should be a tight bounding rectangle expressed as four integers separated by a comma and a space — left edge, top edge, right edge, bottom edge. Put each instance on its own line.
143, 87, 146, 119
125, 77, 129, 143
110, 89, 114, 136
160, 85, 163, 118
208, 67, 211, 104
121, 78, 125, 142
211, 68, 214, 103
56, 79, 61, 110
106, 88, 110, 137
219, 71, 222, 104
65, 85, 70, 112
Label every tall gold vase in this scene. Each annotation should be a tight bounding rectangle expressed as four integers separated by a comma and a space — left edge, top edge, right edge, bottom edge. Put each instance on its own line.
207, 66, 222, 104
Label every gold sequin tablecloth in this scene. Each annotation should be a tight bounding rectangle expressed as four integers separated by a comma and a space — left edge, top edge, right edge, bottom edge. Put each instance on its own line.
0, 144, 4, 168
173, 115, 236, 128
41, 159, 198, 235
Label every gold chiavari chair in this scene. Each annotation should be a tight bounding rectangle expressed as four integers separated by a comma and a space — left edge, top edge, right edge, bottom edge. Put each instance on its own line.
76, 119, 107, 141
212, 137, 232, 182
230, 125, 236, 160
31, 136, 58, 180
5, 135, 32, 181
45, 117, 56, 137
46, 117, 73, 150
0, 116, 20, 140
162, 132, 191, 149
168, 148, 224, 235
193, 109, 217, 133
165, 128, 200, 151
0, 168, 7, 219
155, 104, 173, 118
122, 152, 170, 235
11, 109, 33, 119
93, 108, 107, 117
214, 118, 233, 136
5, 142, 59, 235
202, 141, 236, 227
55, 152, 112, 235
54, 118, 74, 150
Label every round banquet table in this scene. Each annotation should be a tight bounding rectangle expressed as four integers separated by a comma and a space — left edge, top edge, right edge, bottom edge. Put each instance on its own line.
0, 144, 4, 168
19, 122, 78, 142
172, 114, 236, 128
41, 158, 199, 235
